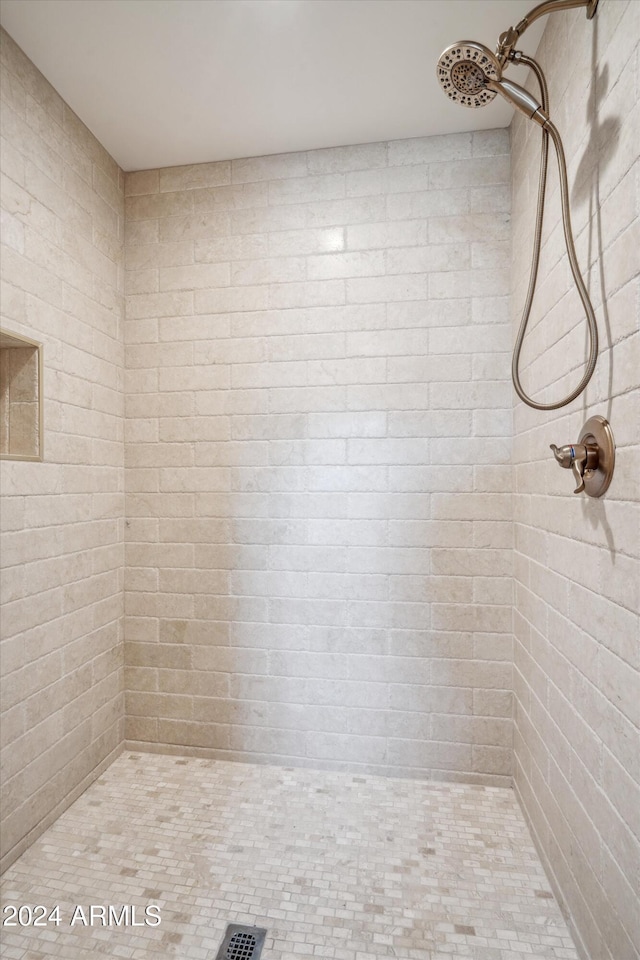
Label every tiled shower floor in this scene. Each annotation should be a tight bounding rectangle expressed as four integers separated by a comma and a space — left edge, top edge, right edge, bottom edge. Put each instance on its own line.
1, 752, 578, 960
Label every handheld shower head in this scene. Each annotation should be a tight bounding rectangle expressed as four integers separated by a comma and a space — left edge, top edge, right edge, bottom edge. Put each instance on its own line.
436, 41, 501, 108
436, 40, 548, 124
435, 3, 601, 413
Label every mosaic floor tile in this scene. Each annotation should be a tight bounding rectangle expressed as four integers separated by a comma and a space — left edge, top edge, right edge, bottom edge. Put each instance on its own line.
0, 752, 578, 959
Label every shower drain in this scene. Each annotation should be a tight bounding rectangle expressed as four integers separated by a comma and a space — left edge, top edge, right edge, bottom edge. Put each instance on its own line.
214, 924, 267, 960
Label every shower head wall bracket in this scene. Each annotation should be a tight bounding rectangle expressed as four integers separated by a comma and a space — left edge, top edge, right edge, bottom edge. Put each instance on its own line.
496, 0, 599, 64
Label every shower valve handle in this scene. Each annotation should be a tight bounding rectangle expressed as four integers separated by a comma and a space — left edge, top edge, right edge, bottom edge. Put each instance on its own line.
550, 442, 597, 494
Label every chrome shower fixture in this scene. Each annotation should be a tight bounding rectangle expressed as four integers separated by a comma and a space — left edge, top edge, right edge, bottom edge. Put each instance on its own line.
436, 0, 600, 411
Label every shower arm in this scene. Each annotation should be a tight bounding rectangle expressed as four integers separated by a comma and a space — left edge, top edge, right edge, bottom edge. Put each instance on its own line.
496, 0, 599, 64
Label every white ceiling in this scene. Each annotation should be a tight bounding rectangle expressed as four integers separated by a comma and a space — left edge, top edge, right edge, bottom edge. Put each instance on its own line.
0, 0, 546, 172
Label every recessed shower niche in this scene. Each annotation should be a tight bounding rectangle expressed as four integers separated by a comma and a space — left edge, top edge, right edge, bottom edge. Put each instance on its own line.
0, 328, 43, 461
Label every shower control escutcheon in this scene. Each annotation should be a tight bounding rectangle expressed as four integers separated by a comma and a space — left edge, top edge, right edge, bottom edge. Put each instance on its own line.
550, 415, 615, 497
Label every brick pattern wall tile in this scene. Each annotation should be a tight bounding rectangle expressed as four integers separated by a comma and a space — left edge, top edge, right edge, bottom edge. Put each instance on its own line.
0, 29, 125, 872
1, 12, 637, 949
124, 129, 514, 783
510, 4, 640, 958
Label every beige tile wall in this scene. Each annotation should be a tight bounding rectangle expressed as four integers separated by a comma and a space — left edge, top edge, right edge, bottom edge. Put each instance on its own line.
0, 11, 637, 949
123, 129, 514, 782
510, 2, 639, 958
0, 29, 125, 872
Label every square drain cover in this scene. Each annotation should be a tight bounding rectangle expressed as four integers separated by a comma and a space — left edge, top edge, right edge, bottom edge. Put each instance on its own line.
215, 924, 267, 960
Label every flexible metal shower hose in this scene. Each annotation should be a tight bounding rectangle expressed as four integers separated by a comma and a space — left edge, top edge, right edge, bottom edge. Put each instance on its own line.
511, 54, 599, 410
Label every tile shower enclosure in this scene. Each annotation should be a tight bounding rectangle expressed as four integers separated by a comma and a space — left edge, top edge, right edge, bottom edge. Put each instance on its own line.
122, 130, 513, 778
0, 4, 638, 959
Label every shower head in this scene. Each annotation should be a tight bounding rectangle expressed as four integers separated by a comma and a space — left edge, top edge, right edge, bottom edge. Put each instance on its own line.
436, 41, 501, 108
436, 40, 548, 125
